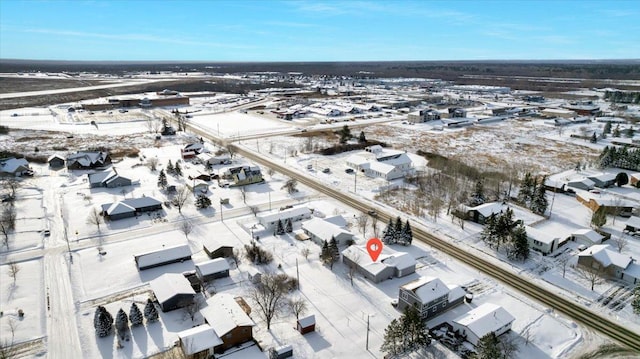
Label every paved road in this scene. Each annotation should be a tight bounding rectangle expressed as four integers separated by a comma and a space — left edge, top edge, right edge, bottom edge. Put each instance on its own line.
0, 79, 168, 99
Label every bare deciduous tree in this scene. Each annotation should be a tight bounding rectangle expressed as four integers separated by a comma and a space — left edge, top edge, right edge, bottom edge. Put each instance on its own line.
575, 263, 604, 291
281, 179, 298, 194
8, 261, 20, 283
249, 205, 260, 217
2, 179, 19, 199
288, 297, 307, 320
172, 186, 190, 214
249, 274, 290, 330
371, 215, 379, 238
356, 214, 369, 238
86, 207, 103, 232
178, 220, 194, 239
613, 233, 628, 253
146, 157, 159, 172
301, 247, 310, 260
347, 250, 361, 286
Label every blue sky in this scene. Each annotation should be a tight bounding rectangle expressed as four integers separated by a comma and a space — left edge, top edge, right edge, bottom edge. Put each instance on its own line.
1, 0, 638, 61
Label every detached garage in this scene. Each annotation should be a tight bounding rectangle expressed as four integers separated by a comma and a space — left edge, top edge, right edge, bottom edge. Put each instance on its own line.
150, 273, 196, 312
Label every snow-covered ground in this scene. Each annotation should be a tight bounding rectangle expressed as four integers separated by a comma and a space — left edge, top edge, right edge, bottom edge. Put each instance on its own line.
2, 84, 640, 358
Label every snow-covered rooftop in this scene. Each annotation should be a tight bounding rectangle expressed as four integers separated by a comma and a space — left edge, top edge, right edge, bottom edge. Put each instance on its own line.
201, 293, 255, 337
149, 273, 196, 304
302, 217, 352, 241
578, 244, 633, 269
298, 314, 315, 328
178, 324, 223, 354
402, 276, 450, 303
195, 258, 230, 276
453, 303, 515, 340
134, 244, 192, 269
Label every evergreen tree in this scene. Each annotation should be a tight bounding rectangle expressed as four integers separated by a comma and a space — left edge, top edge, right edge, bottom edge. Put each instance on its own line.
382, 218, 396, 245
481, 215, 499, 249
473, 332, 501, 359
195, 194, 212, 209
166, 160, 174, 174
144, 299, 159, 323
328, 236, 340, 269
157, 169, 167, 189
401, 220, 413, 246
603, 121, 612, 134
320, 240, 333, 267
613, 125, 621, 137
632, 285, 640, 315
339, 125, 351, 144
285, 218, 293, 233
175, 161, 183, 176
380, 318, 402, 356
590, 132, 597, 143
530, 177, 548, 215
393, 217, 403, 243
511, 224, 529, 261
115, 308, 129, 336
517, 172, 534, 205
591, 208, 607, 229
615, 172, 629, 187
627, 126, 636, 138
93, 306, 113, 337
275, 219, 285, 235
469, 179, 486, 206
358, 131, 367, 143
129, 303, 143, 326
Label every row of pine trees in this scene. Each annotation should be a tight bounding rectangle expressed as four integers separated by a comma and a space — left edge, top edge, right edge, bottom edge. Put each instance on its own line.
599, 145, 640, 172
94, 299, 158, 338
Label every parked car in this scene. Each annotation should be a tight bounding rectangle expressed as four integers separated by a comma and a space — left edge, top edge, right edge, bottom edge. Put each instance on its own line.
345, 168, 354, 174
280, 205, 293, 211
43, 230, 50, 237
322, 168, 331, 173
367, 209, 378, 217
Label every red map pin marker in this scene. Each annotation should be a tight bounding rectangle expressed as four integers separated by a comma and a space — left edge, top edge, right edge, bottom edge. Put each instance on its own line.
367, 237, 383, 262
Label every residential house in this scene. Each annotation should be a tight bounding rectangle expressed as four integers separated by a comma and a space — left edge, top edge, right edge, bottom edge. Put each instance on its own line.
225, 166, 263, 186
541, 108, 576, 118
200, 293, 255, 353
66, 151, 111, 170
569, 229, 604, 246
134, 244, 192, 271
100, 197, 163, 220
202, 239, 234, 259
302, 217, 354, 246
195, 258, 230, 282
47, 154, 65, 168
526, 226, 562, 255
297, 315, 316, 334
345, 145, 414, 181
342, 245, 416, 283
397, 276, 466, 320
407, 109, 440, 123
576, 192, 634, 217
587, 173, 617, 188
181, 143, 205, 159
577, 244, 638, 284
196, 152, 230, 167
465, 202, 511, 225
177, 324, 222, 359
451, 303, 515, 346
257, 207, 312, 230
630, 173, 640, 187
150, 273, 196, 312
447, 107, 467, 118
0, 157, 31, 177
88, 169, 132, 188
625, 216, 640, 233
191, 180, 209, 194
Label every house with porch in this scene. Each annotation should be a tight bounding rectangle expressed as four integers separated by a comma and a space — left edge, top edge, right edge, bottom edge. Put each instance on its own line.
397, 276, 466, 320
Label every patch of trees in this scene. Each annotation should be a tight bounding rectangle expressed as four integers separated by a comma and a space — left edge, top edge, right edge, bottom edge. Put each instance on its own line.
471, 332, 519, 359
0, 126, 9, 134
274, 218, 293, 235
380, 306, 431, 356
0, 200, 17, 249
319, 237, 340, 269
195, 194, 212, 209
599, 146, 640, 172
481, 209, 530, 261
93, 301, 157, 338
244, 241, 273, 264
517, 173, 548, 215
382, 217, 413, 246
604, 90, 640, 104
318, 140, 387, 156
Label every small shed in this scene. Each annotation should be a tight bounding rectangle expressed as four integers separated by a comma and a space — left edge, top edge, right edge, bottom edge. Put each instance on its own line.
247, 267, 262, 284
570, 229, 604, 246
270, 345, 293, 359
297, 314, 316, 334
195, 258, 230, 282
48, 154, 65, 168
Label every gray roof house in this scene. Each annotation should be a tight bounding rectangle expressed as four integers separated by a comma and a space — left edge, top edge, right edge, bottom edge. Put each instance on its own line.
88, 169, 132, 188
200, 293, 255, 353
577, 244, 638, 284
150, 273, 196, 312
195, 258, 230, 282
302, 217, 354, 246
587, 173, 618, 188
177, 324, 222, 359
134, 244, 192, 270
342, 245, 416, 283
66, 151, 111, 170
100, 197, 162, 220
257, 206, 312, 230
397, 277, 466, 320
451, 303, 515, 346
0, 157, 31, 177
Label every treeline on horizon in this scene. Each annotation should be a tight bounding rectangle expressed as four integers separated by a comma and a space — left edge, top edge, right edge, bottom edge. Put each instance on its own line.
1, 59, 639, 81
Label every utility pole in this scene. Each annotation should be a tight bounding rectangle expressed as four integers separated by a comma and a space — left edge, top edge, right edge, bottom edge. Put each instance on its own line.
220, 201, 223, 221
365, 314, 370, 350
268, 191, 272, 211
296, 258, 300, 290
354, 170, 357, 193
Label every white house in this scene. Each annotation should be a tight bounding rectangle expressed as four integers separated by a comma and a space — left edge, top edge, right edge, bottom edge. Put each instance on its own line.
0, 157, 31, 177
344, 145, 414, 181
134, 244, 192, 270
302, 217, 354, 246
570, 229, 604, 246
257, 207, 312, 230
195, 258, 230, 282
526, 226, 561, 255
451, 303, 515, 346
342, 245, 416, 283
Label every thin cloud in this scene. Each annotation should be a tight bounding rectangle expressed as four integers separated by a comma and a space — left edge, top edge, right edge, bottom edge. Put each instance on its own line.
264, 21, 317, 28
21, 27, 255, 49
